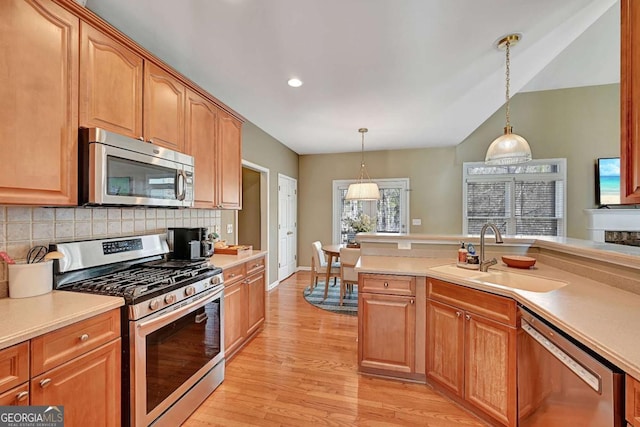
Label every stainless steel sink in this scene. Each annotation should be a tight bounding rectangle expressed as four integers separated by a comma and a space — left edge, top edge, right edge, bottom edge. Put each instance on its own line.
429, 264, 568, 293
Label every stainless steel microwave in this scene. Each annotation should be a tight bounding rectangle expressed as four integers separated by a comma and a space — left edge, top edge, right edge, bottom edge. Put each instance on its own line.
79, 128, 194, 208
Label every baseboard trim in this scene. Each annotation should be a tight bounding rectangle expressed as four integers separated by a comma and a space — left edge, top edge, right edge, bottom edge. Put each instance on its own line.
268, 280, 279, 291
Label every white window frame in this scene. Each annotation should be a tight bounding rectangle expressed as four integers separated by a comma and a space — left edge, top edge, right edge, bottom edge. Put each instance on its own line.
332, 178, 410, 245
462, 158, 567, 236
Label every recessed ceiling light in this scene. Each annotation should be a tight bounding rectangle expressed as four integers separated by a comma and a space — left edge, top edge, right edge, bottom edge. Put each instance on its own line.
287, 78, 303, 88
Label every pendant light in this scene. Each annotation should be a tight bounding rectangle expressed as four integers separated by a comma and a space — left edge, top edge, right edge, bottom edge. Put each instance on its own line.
345, 128, 380, 200
485, 33, 532, 165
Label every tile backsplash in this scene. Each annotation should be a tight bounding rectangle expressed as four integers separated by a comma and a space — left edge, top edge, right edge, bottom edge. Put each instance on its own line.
0, 206, 221, 298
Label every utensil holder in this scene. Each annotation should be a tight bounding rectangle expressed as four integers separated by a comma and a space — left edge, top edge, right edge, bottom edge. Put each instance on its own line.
8, 260, 53, 298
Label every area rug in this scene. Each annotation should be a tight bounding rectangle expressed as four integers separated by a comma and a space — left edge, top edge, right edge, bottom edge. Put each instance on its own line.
303, 280, 358, 316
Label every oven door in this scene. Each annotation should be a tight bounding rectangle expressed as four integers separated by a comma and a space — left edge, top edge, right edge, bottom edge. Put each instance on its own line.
130, 288, 224, 427
89, 141, 194, 207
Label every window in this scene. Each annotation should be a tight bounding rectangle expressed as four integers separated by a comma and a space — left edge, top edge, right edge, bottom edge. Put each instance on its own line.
463, 159, 566, 236
332, 179, 409, 244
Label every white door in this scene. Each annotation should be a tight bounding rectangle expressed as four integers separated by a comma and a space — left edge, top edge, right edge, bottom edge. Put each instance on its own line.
278, 174, 297, 280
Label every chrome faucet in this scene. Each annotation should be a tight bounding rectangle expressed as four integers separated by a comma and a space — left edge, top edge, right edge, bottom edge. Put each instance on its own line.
479, 222, 504, 272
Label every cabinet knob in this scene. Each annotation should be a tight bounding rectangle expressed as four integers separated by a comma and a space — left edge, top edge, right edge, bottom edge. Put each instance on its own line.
410, 299, 414, 305
16, 391, 29, 402
229, 273, 235, 278
79, 333, 90, 342
456, 311, 461, 317
40, 378, 52, 388
383, 282, 389, 287
138, 136, 144, 141
465, 314, 471, 321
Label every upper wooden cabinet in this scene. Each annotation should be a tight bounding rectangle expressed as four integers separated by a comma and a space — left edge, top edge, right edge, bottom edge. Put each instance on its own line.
79, 21, 143, 139
0, 0, 78, 205
144, 62, 186, 151
186, 89, 218, 207
216, 110, 243, 209
621, 0, 640, 204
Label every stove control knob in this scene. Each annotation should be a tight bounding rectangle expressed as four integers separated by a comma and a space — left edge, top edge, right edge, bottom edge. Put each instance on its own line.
164, 294, 176, 305
210, 276, 221, 286
149, 299, 160, 311
185, 286, 196, 297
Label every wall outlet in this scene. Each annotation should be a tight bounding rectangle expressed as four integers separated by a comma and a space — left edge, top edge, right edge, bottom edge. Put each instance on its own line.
398, 241, 412, 250
214, 224, 220, 234
412, 218, 422, 226
226, 223, 233, 234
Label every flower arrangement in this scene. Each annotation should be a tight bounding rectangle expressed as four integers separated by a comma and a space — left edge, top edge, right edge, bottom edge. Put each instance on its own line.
344, 213, 376, 233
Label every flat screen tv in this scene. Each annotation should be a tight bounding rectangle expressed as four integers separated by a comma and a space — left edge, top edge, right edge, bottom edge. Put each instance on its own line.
595, 157, 620, 206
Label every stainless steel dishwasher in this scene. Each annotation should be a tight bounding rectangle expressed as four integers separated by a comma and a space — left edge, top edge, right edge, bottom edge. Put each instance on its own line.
518, 306, 624, 426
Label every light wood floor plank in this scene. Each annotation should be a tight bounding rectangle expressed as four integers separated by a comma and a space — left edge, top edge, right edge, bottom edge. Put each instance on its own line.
183, 272, 485, 426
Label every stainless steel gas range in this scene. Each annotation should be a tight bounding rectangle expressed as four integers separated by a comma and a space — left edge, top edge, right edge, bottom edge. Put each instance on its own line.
52, 234, 225, 427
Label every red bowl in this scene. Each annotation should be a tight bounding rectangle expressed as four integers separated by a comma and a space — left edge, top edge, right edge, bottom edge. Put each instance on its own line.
501, 255, 536, 269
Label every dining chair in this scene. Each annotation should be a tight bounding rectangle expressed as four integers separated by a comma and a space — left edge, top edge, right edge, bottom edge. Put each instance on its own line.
339, 247, 360, 306
310, 241, 340, 295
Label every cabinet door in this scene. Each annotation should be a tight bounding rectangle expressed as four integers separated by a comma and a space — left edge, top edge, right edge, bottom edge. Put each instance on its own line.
628, 375, 640, 426
79, 21, 143, 139
0, 0, 78, 205
246, 271, 265, 336
0, 384, 29, 406
621, 0, 640, 204
0, 342, 29, 395
426, 299, 464, 397
224, 280, 247, 359
464, 313, 517, 427
144, 62, 186, 151
359, 293, 415, 373
185, 89, 217, 207
31, 339, 121, 427
215, 109, 242, 209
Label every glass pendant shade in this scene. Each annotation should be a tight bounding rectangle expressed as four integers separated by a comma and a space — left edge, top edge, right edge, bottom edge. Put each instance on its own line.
346, 182, 380, 200
346, 128, 380, 201
485, 126, 532, 165
485, 33, 532, 165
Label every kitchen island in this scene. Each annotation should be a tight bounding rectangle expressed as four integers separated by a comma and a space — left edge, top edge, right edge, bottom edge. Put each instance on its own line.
355, 233, 640, 426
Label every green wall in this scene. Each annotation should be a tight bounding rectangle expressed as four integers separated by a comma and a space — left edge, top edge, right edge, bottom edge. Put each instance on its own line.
241, 121, 298, 286
297, 84, 619, 266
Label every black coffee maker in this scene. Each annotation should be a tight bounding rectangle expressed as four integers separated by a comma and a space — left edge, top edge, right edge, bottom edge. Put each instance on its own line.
168, 227, 214, 260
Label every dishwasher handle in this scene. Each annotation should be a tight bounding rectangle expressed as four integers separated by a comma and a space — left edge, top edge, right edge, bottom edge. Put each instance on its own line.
521, 319, 602, 393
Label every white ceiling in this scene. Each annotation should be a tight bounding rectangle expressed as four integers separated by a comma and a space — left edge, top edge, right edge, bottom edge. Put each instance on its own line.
86, 0, 619, 155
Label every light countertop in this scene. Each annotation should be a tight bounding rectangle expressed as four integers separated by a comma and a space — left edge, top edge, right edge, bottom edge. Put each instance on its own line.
357, 255, 640, 380
210, 250, 267, 269
0, 291, 123, 351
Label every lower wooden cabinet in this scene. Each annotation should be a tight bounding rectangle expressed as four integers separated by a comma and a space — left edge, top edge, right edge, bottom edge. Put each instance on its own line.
223, 256, 266, 360
628, 375, 640, 426
358, 274, 417, 377
0, 309, 121, 426
31, 340, 121, 427
427, 278, 517, 427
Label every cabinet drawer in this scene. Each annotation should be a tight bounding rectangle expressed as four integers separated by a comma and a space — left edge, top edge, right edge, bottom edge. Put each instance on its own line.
360, 274, 415, 296
0, 342, 29, 394
428, 278, 516, 326
31, 309, 120, 376
246, 256, 265, 276
0, 383, 29, 406
223, 264, 246, 286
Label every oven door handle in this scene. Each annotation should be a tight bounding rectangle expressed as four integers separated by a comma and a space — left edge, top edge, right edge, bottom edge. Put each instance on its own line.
136, 289, 221, 333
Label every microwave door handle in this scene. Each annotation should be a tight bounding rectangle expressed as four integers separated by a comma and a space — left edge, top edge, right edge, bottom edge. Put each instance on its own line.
176, 170, 186, 201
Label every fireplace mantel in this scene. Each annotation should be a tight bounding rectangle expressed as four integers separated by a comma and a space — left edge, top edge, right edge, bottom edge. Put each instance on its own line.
584, 208, 640, 242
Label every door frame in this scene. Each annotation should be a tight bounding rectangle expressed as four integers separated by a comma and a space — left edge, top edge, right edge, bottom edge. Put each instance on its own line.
242, 160, 271, 288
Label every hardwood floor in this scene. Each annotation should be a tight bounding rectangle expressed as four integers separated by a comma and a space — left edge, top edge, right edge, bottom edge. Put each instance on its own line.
184, 272, 485, 426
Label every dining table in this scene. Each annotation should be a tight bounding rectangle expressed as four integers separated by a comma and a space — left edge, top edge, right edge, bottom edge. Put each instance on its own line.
321, 244, 342, 299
